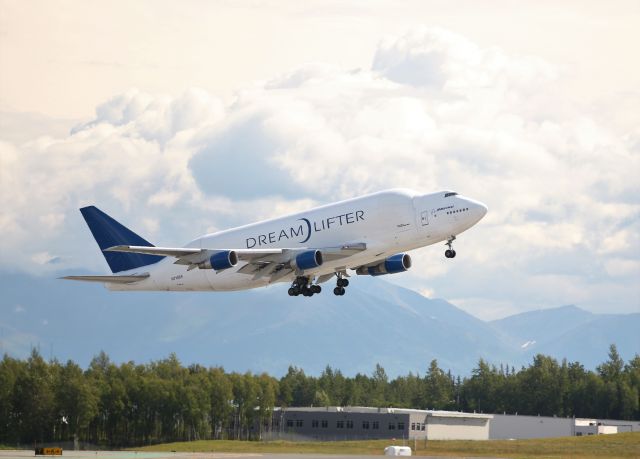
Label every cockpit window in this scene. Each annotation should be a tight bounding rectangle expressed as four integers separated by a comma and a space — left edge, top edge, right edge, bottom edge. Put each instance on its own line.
444, 192, 458, 197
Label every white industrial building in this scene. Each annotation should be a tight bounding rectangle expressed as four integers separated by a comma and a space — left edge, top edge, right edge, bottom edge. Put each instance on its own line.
490, 414, 573, 439
268, 406, 492, 441
575, 419, 618, 436
489, 414, 640, 439
265, 407, 639, 441
421, 410, 491, 440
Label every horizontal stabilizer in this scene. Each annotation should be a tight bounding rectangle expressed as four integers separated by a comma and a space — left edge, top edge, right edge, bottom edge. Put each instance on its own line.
61, 274, 150, 284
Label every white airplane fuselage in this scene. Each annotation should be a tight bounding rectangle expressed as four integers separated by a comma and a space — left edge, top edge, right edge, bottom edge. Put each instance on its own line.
106, 189, 487, 292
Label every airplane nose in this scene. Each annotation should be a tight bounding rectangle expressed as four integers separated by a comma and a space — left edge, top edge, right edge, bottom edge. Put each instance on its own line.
458, 196, 487, 224
478, 201, 488, 218
464, 198, 487, 221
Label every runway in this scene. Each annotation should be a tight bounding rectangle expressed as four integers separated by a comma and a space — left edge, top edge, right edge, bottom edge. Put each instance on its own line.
0, 453, 263, 459
0, 451, 483, 459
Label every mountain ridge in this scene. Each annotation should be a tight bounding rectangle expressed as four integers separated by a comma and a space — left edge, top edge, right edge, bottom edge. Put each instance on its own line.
0, 272, 637, 376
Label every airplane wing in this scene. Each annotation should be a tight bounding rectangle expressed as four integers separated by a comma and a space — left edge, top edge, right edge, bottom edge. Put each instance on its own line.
318, 243, 367, 261
61, 273, 150, 284
105, 245, 283, 260
235, 243, 366, 281
106, 243, 366, 281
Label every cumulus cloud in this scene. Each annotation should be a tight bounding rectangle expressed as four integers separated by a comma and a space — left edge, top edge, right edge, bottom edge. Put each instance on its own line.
373, 27, 556, 91
0, 27, 637, 317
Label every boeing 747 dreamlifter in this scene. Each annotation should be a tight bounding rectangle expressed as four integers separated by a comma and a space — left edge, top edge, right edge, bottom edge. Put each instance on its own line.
64, 189, 487, 296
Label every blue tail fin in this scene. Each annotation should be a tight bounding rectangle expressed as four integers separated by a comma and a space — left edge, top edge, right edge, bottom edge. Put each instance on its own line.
79, 206, 165, 273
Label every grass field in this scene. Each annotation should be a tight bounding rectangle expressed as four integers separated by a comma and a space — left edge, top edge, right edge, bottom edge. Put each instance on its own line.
136, 432, 640, 458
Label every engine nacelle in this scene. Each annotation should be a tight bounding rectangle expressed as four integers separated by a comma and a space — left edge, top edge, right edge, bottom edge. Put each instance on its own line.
356, 253, 412, 276
292, 250, 323, 271
198, 250, 238, 270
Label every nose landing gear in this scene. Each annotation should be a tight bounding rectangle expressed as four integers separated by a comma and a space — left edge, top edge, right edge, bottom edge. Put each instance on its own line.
288, 276, 321, 297
445, 236, 457, 258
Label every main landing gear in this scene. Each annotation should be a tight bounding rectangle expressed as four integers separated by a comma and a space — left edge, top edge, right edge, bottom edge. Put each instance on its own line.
445, 235, 457, 259
288, 273, 350, 297
333, 273, 349, 296
288, 276, 321, 297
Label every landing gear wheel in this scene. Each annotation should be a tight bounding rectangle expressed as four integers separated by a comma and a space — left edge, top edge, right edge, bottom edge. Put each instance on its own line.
337, 278, 349, 287
289, 275, 323, 297
289, 277, 310, 297
445, 236, 457, 259
334, 272, 350, 294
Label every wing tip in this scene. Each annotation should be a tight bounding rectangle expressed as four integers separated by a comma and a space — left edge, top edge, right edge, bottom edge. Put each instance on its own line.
104, 245, 128, 252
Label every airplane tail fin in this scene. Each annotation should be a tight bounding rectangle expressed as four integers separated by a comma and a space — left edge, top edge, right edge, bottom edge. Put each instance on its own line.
79, 206, 165, 273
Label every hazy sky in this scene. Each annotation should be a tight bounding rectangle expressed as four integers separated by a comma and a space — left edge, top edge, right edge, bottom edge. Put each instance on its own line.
0, 0, 638, 320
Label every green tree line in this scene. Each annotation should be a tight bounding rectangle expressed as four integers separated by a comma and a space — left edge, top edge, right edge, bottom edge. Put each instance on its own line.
0, 345, 637, 446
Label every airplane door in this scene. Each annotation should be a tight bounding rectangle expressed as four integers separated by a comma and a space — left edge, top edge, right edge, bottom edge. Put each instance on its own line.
413, 196, 433, 240
421, 210, 429, 226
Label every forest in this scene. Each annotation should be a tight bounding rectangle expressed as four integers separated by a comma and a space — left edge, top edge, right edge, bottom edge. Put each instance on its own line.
0, 344, 638, 447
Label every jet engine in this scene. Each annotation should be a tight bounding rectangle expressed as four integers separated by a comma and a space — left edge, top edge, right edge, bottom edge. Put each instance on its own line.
356, 253, 412, 276
291, 250, 323, 271
198, 250, 238, 270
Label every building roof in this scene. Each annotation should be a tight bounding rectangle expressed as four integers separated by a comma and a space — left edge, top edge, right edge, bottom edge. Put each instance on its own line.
281, 406, 493, 419
427, 410, 493, 419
